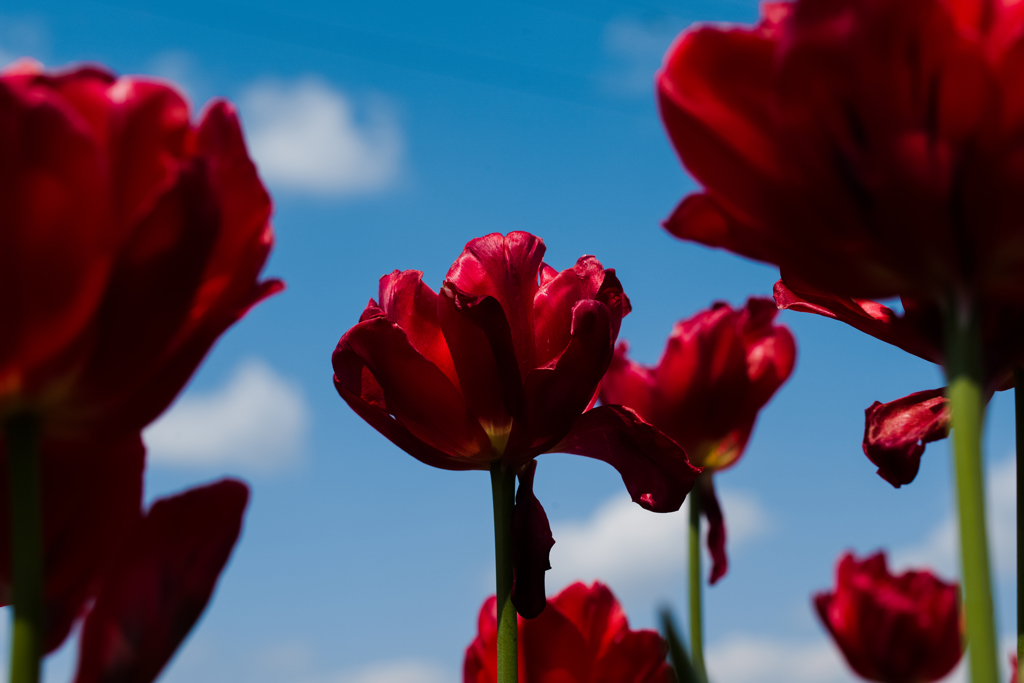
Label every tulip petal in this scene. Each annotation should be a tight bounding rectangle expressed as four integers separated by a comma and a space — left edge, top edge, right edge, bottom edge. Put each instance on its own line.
333, 316, 491, 469
533, 256, 607, 367
600, 342, 656, 420
552, 405, 701, 513
699, 477, 728, 585
73, 479, 248, 683
510, 460, 553, 619
597, 631, 675, 683
515, 300, 615, 457
863, 388, 951, 487
445, 232, 545, 375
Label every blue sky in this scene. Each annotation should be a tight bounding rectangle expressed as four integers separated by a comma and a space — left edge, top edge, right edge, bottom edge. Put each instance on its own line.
0, 1, 1017, 682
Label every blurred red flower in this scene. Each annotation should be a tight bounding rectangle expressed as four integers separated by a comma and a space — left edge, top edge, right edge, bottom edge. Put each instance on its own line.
862, 389, 950, 487
0, 61, 281, 439
657, 0, 1024, 305
600, 298, 795, 583
464, 581, 673, 683
333, 232, 701, 615
815, 551, 963, 683
1011, 652, 1018, 683
0, 434, 247, 683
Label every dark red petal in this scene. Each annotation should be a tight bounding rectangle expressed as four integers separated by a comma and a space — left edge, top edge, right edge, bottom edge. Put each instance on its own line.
600, 342, 656, 420
549, 581, 627, 653
514, 300, 615, 458
773, 278, 942, 364
595, 631, 674, 683
533, 256, 607, 367
551, 405, 701, 512
439, 283, 524, 427
0, 435, 144, 653
462, 597, 498, 683
699, 477, 728, 585
73, 479, 249, 683
663, 193, 783, 266
445, 232, 545, 375
510, 460, 553, 619
333, 317, 491, 468
519, 590, 591, 682
863, 389, 951, 488
376, 270, 458, 387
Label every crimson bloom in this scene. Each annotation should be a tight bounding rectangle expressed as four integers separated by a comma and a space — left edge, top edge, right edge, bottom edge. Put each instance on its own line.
464, 581, 673, 683
815, 551, 963, 683
333, 232, 701, 615
0, 434, 248, 682
600, 298, 795, 583
658, 0, 1024, 305
0, 60, 281, 440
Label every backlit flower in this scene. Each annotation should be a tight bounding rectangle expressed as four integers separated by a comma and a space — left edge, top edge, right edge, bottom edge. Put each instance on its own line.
815, 551, 963, 683
599, 298, 795, 582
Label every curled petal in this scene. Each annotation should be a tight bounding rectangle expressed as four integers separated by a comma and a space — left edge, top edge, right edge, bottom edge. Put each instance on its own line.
333, 317, 490, 470
73, 479, 249, 683
533, 256, 607, 367
552, 405, 701, 512
700, 477, 728, 585
863, 389, 950, 488
664, 193, 783, 266
511, 460, 554, 619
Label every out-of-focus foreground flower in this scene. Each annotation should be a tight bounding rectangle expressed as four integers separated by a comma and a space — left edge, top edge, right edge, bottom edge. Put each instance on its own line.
464, 581, 673, 683
333, 232, 701, 616
0, 61, 282, 439
600, 298, 795, 583
814, 551, 963, 683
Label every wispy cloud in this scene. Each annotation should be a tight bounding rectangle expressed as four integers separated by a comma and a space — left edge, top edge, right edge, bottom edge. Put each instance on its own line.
601, 18, 684, 97
547, 488, 769, 594
707, 635, 851, 683
298, 660, 449, 683
240, 78, 403, 196
144, 359, 309, 473
893, 454, 1016, 579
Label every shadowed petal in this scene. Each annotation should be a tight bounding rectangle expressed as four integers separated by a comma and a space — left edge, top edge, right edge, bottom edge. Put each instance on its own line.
863, 388, 950, 487
511, 460, 553, 619
533, 256, 607, 367
700, 477, 728, 585
73, 479, 249, 683
600, 342, 656, 420
552, 405, 701, 512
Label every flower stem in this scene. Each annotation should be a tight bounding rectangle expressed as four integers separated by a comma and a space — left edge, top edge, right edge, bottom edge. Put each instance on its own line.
688, 486, 707, 683
490, 461, 517, 683
1016, 367, 1023, 668
5, 414, 42, 683
944, 305, 997, 683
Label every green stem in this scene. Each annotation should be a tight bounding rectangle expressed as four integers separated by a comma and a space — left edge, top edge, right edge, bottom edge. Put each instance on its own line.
5, 414, 42, 683
1016, 367, 1023, 669
490, 461, 517, 683
688, 486, 707, 683
944, 304, 998, 683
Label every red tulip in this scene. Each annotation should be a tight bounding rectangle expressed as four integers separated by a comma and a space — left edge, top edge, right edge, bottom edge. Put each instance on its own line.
464, 581, 673, 683
0, 61, 281, 439
814, 551, 963, 683
863, 389, 951, 488
657, 0, 1024, 305
599, 298, 795, 583
333, 232, 701, 615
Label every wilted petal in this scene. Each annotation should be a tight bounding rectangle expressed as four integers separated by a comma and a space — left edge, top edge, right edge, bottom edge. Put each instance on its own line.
511, 460, 554, 619
73, 479, 249, 683
863, 388, 950, 488
695, 477, 728, 585
552, 405, 701, 512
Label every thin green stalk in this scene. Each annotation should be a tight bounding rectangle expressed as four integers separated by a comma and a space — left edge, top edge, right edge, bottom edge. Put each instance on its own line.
490, 461, 517, 683
6, 414, 42, 683
688, 486, 707, 683
945, 304, 998, 683
1015, 367, 1023, 668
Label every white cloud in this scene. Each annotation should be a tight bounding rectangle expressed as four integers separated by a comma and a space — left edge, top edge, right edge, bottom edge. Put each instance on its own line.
601, 18, 684, 96
893, 455, 1016, 579
547, 488, 769, 593
147, 50, 208, 106
144, 359, 308, 473
240, 78, 403, 196
706, 635, 851, 683
299, 660, 448, 683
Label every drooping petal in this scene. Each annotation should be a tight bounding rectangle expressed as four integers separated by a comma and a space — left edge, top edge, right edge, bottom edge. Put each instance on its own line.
863, 389, 951, 487
552, 405, 701, 512
445, 232, 546, 376
73, 479, 248, 683
333, 317, 491, 470
510, 460, 553, 619
699, 477, 728, 585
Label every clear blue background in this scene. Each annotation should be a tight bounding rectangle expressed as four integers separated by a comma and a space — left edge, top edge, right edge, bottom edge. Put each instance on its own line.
0, 1, 1015, 681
